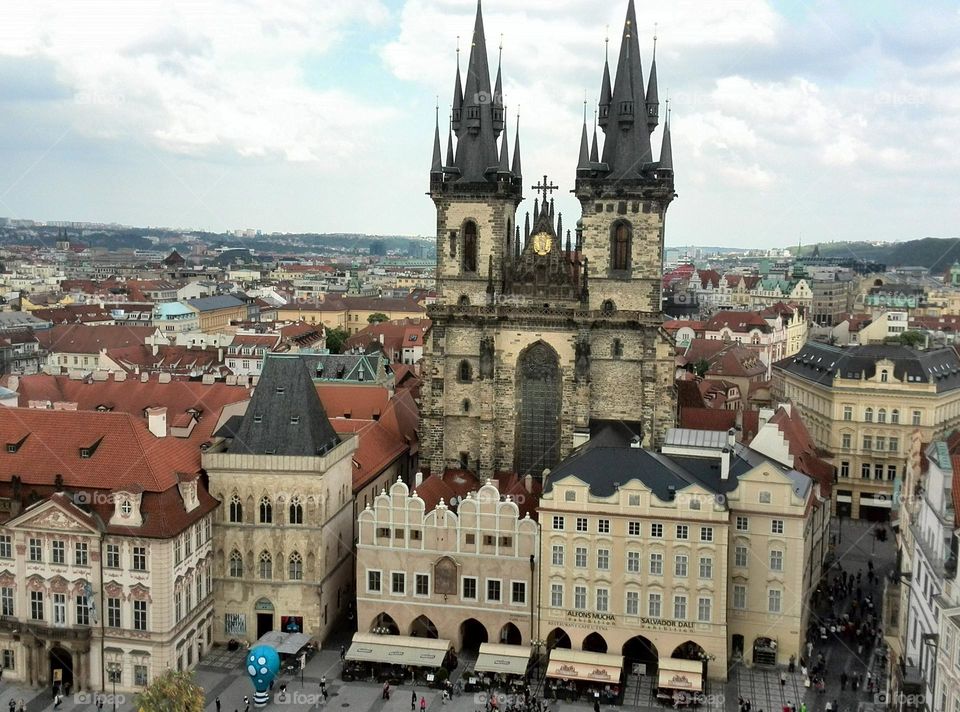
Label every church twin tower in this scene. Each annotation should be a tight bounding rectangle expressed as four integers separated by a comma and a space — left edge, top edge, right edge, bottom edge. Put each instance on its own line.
421, 0, 676, 479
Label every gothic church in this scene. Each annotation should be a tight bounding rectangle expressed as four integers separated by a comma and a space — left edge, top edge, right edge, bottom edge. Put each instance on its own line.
421, 0, 676, 479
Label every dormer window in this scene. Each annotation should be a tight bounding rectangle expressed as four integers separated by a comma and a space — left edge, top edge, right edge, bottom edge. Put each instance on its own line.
290, 416, 300, 425
80, 448, 92, 459
121, 500, 132, 516
276, 386, 285, 395
253, 414, 263, 423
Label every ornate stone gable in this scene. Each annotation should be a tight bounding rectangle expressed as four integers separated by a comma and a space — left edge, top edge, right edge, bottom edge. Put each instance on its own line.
11, 502, 96, 534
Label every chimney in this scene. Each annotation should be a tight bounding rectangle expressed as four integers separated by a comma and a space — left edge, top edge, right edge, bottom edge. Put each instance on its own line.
7, 376, 18, 393
140, 372, 149, 382
524, 473, 533, 493
721, 447, 731, 480
414, 471, 423, 488
152, 342, 159, 356
146, 406, 167, 438
630, 435, 642, 449
727, 428, 737, 447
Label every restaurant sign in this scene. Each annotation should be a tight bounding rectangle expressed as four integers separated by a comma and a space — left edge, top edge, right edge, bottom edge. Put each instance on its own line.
668, 674, 692, 689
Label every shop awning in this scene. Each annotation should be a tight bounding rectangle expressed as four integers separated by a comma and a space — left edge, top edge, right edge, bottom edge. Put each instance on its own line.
255, 631, 312, 655
345, 633, 450, 667
474, 643, 532, 676
656, 658, 703, 692
545, 649, 623, 684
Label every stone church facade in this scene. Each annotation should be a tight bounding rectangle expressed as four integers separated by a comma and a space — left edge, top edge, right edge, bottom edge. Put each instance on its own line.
421, 0, 677, 479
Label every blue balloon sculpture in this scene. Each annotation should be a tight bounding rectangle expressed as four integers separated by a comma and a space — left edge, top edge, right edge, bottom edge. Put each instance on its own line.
246, 645, 281, 707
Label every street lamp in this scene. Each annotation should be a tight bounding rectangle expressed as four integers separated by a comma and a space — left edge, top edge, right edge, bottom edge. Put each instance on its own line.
106, 663, 121, 712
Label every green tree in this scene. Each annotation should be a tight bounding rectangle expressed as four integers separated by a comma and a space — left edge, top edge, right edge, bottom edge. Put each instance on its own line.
325, 327, 349, 354
693, 358, 710, 378
367, 312, 389, 324
898, 330, 926, 349
135, 670, 204, 712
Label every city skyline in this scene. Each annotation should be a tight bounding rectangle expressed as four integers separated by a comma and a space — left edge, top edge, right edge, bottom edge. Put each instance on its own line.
1, 0, 958, 248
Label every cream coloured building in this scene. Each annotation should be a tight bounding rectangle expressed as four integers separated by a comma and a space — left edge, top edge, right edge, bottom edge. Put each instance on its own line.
537, 428, 827, 681
0, 408, 216, 693
204, 354, 357, 644
355, 478, 538, 648
774, 342, 960, 519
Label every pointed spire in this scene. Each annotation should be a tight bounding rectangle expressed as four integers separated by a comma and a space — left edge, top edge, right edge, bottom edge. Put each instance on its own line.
549, 198, 554, 220
557, 212, 563, 241
498, 110, 510, 172
659, 99, 673, 172
452, 38, 463, 132
515, 224, 521, 259
590, 110, 600, 163
646, 26, 659, 131
577, 100, 590, 171
493, 33, 505, 135
511, 111, 522, 177
565, 229, 572, 257
600, 0, 653, 177
430, 102, 443, 176
524, 212, 530, 241
598, 31, 612, 129
446, 114, 456, 167
533, 198, 539, 218
453, 1, 500, 181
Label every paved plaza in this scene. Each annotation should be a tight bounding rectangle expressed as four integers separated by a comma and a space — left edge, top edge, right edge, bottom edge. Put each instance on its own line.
0, 519, 895, 712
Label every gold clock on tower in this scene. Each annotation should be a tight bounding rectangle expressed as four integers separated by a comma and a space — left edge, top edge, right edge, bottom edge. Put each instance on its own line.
532, 231, 553, 256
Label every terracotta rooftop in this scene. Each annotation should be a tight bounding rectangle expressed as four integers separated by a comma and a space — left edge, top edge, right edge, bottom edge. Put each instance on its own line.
36, 324, 155, 355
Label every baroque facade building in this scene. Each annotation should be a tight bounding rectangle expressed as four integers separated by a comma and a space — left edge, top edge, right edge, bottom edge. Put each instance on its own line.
420, 0, 677, 479
537, 427, 830, 679
0, 409, 215, 693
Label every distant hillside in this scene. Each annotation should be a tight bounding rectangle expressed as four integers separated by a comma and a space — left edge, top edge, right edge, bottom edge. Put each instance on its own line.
794, 237, 960, 270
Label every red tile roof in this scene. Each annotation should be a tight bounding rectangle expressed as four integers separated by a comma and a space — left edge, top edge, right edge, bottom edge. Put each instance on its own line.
318, 384, 391, 420
0, 408, 198, 492
9, 373, 252, 445
705, 311, 771, 333
36, 324, 155, 355
767, 406, 834, 493
414, 470, 481, 512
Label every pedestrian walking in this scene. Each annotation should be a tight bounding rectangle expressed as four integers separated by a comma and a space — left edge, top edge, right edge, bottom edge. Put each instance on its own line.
412, 691, 418, 711
420, 695, 427, 712
780, 671, 786, 686
96, 697, 104, 712
340, 645, 345, 661
593, 700, 599, 712
216, 698, 221, 712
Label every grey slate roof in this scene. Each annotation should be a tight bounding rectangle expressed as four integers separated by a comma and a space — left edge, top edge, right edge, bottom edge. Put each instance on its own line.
186, 295, 245, 312
300, 352, 385, 383
545, 438, 811, 503
229, 354, 340, 457
774, 341, 960, 393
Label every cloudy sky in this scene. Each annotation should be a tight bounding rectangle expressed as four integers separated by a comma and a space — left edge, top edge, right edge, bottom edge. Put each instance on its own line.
1, 0, 958, 248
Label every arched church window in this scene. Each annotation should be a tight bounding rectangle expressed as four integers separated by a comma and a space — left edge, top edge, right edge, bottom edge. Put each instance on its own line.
463, 399, 471, 413
458, 294, 471, 307
229, 550, 243, 578
259, 496, 273, 524
611, 222, 631, 272
228, 494, 243, 523
462, 221, 478, 273
458, 360, 473, 383
258, 551, 272, 580
601, 300, 616, 315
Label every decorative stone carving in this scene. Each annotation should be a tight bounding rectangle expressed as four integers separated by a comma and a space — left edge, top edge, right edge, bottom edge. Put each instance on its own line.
25, 507, 87, 532
479, 335, 495, 379
575, 336, 591, 383
520, 341, 559, 380
433, 556, 458, 595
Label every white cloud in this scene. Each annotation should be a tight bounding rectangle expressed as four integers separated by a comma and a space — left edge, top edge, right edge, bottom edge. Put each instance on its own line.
0, 0, 393, 163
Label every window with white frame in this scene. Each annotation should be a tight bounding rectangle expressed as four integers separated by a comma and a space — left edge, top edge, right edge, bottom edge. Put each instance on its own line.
552, 515, 564, 530
575, 547, 587, 568
650, 523, 663, 538
673, 595, 687, 620
551, 544, 564, 566
700, 527, 714, 542
550, 583, 563, 607
574, 586, 587, 610
676, 524, 689, 540
771, 519, 784, 534
648, 592, 661, 617
736, 516, 749, 531
768, 589, 782, 613
597, 548, 610, 570
598, 519, 610, 534
596, 588, 609, 612
576, 517, 588, 532
414, 574, 429, 596
511, 581, 526, 605
697, 597, 712, 622
650, 553, 663, 575
735, 545, 748, 568
462, 577, 477, 600
770, 550, 784, 571
30, 591, 44, 620
699, 556, 713, 579
627, 551, 640, 573
626, 590, 640, 616
0, 588, 12, 617
133, 600, 147, 631
391, 572, 405, 595
628, 521, 641, 536
675, 555, 688, 577
733, 584, 746, 609
486, 579, 501, 602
